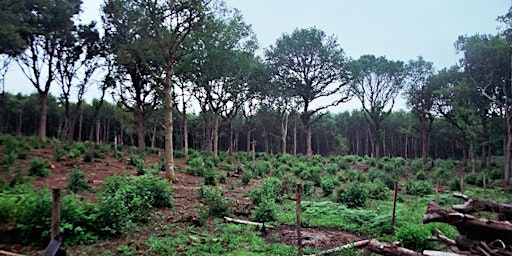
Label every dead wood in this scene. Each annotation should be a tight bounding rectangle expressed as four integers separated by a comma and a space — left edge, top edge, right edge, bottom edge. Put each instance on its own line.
222, 216, 275, 228
423, 202, 512, 246
428, 228, 457, 246
0, 250, 27, 256
365, 239, 424, 256
452, 193, 512, 221
305, 239, 370, 256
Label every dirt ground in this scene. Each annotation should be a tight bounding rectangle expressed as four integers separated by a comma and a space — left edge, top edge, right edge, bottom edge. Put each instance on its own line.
1, 146, 365, 255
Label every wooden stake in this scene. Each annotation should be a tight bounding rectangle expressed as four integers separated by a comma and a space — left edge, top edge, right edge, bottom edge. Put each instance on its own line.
251, 140, 256, 164
391, 181, 398, 231
435, 179, 440, 204
460, 175, 464, 194
51, 188, 61, 239
483, 172, 486, 196
297, 183, 302, 256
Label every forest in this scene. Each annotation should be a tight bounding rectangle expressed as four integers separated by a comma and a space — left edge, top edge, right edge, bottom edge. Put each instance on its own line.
1, 0, 512, 255
1, 0, 512, 181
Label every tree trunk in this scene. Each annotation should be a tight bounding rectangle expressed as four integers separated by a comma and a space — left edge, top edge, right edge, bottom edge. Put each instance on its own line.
293, 115, 297, 155
163, 69, 175, 182
136, 111, 145, 153
213, 114, 219, 160
183, 101, 189, 159
304, 115, 312, 160
421, 116, 428, 164
39, 92, 48, 142
78, 105, 83, 141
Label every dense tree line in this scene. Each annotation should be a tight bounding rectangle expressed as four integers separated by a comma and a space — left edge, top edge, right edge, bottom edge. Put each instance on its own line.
1, 0, 512, 181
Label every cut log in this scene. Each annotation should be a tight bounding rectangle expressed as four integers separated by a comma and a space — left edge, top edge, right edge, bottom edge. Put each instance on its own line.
0, 250, 27, 256
423, 202, 512, 246
452, 193, 512, 221
428, 228, 457, 246
365, 239, 424, 256
223, 216, 275, 228
422, 251, 465, 256
305, 239, 370, 256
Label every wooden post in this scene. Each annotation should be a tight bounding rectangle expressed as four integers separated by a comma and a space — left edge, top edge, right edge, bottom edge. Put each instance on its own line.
51, 189, 61, 239
296, 183, 302, 256
435, 179, 440, 204
114, 135, 118, 160
460, 175, 464, 194
391, 181, 398, 232
483, 172, 487, 196
251, 140, 256, 164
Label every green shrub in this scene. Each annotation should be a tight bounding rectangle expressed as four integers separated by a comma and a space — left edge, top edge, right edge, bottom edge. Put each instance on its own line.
337, 183, 368, 208
203, 167, 217, 186
198, 185, 229, 217
253, 160, 272, 177
291, 162, 308, 176
2, 151, 16, 166
96, 144, 111, 154
465, 173, 489, 187
405, 180, 433, 196
346, 168, 367, 182
128, 154, 145, 175
382, 162, 395, 173
186, 157, 204, 176
342, 155, 359, 163
300, 166, 322, 186
393, 157, 407, 166
250, 177, 282, 206
415, 171, 427, 180
222, 163, 235, 171
83, 151, 95, 163
54, 146, 66, 161
173, 150, 185, 158
489, 169, 502, 180
409, 158, 424, 172
219, 173, 227, 183
367, 169, 395, 189
431, 167, 454, 185
28, 157, 50, 177
68, 169, 92, 192
395, 224, 433, 251
365, 157, 377, 167
74, 143, 87, 154
252, 198, 276, 223
325, 163, 338, 175
320, 177, 337, 197
449, 178, 461, 191
98, 174, 173, 235
241, 168, 252, 185
365, 180, 389, 200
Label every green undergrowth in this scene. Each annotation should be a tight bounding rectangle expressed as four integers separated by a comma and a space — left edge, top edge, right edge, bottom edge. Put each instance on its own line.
142, 222, 312, 256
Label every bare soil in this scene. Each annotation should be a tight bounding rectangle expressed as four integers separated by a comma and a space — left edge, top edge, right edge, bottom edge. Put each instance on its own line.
0, 146, 365, 255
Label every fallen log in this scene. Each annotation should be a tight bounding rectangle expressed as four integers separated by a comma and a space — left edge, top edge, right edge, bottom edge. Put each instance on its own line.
452, 193, 512, 221
365, 239, 424, 256
222, 216, 275, 228
305, 239, 370, 256
423, 202, 512, 246
428, 228, 457, 246
0, 250, 27, 256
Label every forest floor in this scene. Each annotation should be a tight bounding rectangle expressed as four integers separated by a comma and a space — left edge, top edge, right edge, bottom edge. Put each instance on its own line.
0, 146, 365, 255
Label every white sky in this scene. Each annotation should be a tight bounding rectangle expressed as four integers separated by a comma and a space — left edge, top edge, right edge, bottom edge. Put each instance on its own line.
3, 0, 511, 112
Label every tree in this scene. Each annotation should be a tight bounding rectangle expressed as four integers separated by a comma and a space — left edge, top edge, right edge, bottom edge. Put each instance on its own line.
456, 33, 510, 178
266, 27, 349, 160
103, 0, 208, 182
348, 55, 406, 160
0, 0, 34, 57
188, 8, 256, 159
404, 56, 436, 164
55, 22, 103, 142
15, 0, 82, 142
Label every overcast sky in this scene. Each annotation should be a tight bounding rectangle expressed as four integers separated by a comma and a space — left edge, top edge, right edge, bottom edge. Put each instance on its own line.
3, 0, 511, 112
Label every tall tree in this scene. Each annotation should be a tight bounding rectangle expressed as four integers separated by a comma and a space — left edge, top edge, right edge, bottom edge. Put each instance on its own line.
456, 33, 510, 178
404, 56, 436, 164
188, 8, 256, 159
103, 0, 208, 182
56, 22, 103, 142
266, 27, 349, 160
15, 0, 82, 142
348, 55, 406, 160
